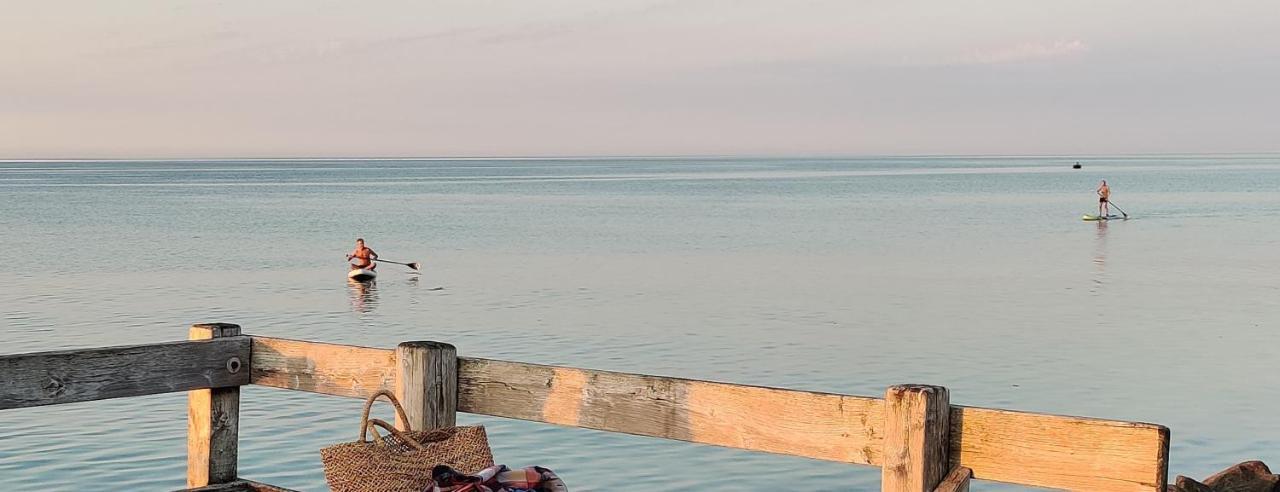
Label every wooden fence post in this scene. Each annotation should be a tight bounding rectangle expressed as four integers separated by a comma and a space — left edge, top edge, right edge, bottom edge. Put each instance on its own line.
396, 341, 457, 430
187, 323, 244, 488
882, 384, 951, 492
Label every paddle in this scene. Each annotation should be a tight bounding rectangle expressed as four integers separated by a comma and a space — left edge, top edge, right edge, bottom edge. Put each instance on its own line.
348, 256, 422, 271
372, 258, 421, 270
1108, 202, 1129, 219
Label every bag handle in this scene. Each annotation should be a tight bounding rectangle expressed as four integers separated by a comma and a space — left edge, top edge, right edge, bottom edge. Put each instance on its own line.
366, 418, 427, 452
369, 420, 459, 446
358, 389, 415, 442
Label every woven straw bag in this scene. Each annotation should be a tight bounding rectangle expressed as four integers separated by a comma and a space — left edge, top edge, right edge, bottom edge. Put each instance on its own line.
321, 390, 494, 492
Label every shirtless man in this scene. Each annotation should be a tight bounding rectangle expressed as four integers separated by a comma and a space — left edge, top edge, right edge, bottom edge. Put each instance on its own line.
1096, 180, 1111, 217
347, 238, 378, 271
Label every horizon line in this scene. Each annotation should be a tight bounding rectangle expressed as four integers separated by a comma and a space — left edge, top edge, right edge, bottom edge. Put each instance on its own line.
3, 150, 1279, 163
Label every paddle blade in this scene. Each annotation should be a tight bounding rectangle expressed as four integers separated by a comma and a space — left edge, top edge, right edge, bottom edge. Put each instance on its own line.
408, 262, 421, 271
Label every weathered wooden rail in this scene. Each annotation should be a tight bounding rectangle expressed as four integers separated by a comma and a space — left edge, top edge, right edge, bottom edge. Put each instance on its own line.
0, 323, 1170, 491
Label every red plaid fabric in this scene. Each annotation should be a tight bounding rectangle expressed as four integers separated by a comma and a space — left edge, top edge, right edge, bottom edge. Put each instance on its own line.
430, 464, 567, 492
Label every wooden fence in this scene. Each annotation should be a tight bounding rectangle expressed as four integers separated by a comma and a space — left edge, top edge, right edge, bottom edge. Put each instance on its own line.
0, 323, 1170, 491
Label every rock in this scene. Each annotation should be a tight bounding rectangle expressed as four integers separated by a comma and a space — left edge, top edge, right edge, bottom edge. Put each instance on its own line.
1201, 461, 1280, 492
1168, 476, 1214, 492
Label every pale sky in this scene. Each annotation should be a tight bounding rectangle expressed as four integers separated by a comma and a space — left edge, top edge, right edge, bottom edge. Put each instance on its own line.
2, 1, 1278, 158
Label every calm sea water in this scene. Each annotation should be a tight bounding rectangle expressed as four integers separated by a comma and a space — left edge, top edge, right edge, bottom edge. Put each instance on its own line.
1, 156, 1278, 491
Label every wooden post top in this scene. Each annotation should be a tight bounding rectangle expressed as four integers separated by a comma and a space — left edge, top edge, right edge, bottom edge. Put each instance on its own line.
396, 341, 456, 351
191, 324, 242, 339
193, 323, 242, 330
886, 384, 948, 395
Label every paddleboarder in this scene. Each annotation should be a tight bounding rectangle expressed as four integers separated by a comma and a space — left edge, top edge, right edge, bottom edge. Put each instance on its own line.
347, 238, 378, 272
1096, 180, 1111, 217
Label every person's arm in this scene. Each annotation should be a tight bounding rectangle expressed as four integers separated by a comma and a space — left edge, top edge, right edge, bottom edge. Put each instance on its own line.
346, 248, 357, 261
369, 249, 378, 260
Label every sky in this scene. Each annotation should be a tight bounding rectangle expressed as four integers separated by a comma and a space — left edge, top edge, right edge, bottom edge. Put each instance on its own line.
2, 1, 1278, 158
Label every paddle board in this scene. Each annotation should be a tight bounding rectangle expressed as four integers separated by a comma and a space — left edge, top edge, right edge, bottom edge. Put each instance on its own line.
348, 268, 377, 281
1082, 214, 1124, 221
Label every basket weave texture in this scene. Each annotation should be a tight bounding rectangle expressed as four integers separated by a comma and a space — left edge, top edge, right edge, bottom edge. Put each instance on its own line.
321, 390, 494, 492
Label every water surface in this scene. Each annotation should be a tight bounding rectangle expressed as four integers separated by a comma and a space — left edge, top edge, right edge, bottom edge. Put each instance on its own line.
2, 155, 1278, 490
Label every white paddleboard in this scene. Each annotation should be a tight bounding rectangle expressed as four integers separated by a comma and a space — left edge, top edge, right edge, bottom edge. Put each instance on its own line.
348, 268, 377, 281
1082, 214, 1124, 221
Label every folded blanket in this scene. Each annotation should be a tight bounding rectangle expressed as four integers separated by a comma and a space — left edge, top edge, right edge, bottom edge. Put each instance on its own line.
431, 464, 568, 492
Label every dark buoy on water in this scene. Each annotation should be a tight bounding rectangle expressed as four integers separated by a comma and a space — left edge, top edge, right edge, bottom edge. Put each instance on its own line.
1072, 162, 1082, 169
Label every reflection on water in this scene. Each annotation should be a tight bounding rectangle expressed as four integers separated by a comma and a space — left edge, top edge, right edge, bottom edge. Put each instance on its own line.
1091, 220, 1108, 294
347, 279, 378, 313
405, 273, 446, 291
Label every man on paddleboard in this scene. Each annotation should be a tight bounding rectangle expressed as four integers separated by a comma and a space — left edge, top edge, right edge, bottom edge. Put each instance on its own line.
1096, 180, 1111, 217
347, 238, 378, 271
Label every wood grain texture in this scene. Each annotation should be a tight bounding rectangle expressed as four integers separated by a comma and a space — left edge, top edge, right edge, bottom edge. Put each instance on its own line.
240, 338, 1169, 491
188, 324, 242, 488
249, 336, 395, 398
457, 357, 886, 465
395, 341, 457, 430
0, 338, 249, 410
950, 405, 1169, 491
882, 385, 951, 492
933, 466, 972, 492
